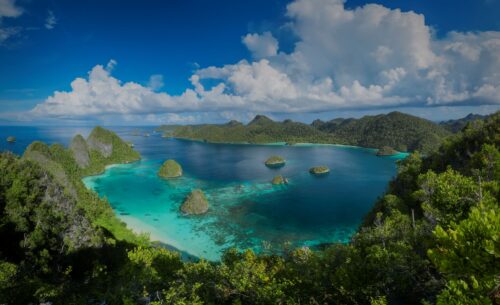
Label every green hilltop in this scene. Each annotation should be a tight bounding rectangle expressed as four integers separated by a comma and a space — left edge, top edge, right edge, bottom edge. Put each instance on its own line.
164, 114, 336, 145
161, 111, 453, 154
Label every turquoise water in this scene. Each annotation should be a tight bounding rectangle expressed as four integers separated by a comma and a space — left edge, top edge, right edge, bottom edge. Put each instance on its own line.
0, 126, 407, 261
82, 135, 407, 260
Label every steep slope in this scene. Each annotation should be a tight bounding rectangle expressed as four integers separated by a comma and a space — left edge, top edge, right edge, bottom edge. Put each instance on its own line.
70, 134, 90, 168
314, 111, 451, 153
83, 126, 141, 175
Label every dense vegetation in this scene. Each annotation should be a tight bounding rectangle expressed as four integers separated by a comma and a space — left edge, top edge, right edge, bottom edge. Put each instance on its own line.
167, 115, 337, 145
163, 112, 452, 154
439, 113, 488, 133
158, 159, 183, 178
1, 114, 499, 304
313, 112, 451, 153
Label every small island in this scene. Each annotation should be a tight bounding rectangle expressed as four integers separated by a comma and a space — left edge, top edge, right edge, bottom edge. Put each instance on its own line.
180, 189, 209, 215
271, 175, 288, 185
158, 159, 183, 178
376, 146, 398, 156
309, 166, 330, 175
6, 136, 16, 143
265, 155, 286, 168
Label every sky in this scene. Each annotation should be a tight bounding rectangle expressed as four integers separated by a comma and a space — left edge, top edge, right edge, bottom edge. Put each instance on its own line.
0, 0, 499, 125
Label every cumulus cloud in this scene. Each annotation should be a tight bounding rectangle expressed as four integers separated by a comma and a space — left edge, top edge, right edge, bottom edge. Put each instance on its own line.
0, 0, 22, 18
242, 31, 279, 59
32, 0, 500, 120
45, 10, 57, 30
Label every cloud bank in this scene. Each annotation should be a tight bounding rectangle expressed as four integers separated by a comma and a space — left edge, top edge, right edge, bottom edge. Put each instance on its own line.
32, 0, 500, 120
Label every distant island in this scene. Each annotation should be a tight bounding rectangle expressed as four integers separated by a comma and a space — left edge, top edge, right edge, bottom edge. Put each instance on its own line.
439, 113, 488, 133
180, 189, 209, 215
264, 155, 286, 168
309, 166, 330, 175
158, 111, 453, 154
158, 159, 183, 178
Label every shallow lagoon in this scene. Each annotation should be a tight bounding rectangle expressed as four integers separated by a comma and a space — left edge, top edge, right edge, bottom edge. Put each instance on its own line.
83, 134, 407, 260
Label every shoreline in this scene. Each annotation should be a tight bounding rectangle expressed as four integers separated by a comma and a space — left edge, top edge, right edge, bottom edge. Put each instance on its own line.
172, 136, 395, 152
81, 159, 211, 261
118, 215, 202, 261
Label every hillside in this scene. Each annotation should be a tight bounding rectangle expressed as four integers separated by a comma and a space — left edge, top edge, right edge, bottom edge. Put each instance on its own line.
165, 112, 451, 153
1, 114, 499, 304
170, 115, 337, 144
313, 111, 452, 153
439, 113, 488, 133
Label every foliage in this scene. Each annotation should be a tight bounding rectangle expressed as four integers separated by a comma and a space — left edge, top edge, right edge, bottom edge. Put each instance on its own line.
429, 203, 500, 305
170, 115, 338, 145
158, 159, 183, 178
168, 112, 452, 154
309, 166, 330, 175
264, 155, 285, 166
180, 189, 209, 215
0, 114, 499, 304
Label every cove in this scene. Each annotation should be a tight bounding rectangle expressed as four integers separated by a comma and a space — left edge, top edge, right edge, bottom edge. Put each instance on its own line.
83, 136, 407, 260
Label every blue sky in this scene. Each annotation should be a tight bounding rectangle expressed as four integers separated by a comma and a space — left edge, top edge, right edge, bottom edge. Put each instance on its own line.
0, 0, 499, 125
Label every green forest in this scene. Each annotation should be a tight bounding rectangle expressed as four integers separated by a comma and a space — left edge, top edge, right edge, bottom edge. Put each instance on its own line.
163, 112, 453, 154
1, 114, 499, 304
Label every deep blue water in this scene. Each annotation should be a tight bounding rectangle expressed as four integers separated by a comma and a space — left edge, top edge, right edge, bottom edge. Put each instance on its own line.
0, 126, 406, 260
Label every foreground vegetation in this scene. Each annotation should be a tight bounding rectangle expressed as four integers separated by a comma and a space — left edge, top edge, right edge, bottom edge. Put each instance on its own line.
162, 112, 455, 154
1, 114, 499, 304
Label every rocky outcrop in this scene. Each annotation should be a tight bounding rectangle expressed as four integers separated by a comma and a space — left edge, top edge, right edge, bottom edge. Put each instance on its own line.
85, 127, 140, 168
271, 175, 288, 185
70, 135, 90, 168
158, 159, 183, 178
180, 189, 209, 215
265, 155, 286, 168
309, 166, 330, 175
6, 136, 16, 143
87, 127, 114, 157
23, 142, 78, 198
376, 146, 398, 156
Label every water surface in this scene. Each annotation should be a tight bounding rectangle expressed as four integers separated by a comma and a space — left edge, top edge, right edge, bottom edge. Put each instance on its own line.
0, 126, 406, 260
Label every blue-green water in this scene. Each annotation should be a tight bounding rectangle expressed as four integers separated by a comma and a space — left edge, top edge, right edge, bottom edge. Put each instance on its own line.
0, 126, 407, 261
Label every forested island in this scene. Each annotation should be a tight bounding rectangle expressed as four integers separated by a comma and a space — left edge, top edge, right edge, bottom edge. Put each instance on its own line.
158, 112, 456, 154
0, 113, 499, 304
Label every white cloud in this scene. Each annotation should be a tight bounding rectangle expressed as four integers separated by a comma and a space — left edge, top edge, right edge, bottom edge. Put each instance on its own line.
45, 10, 57, 30
0, 0, 22, 18
242, 31, 279, 59
31, 0, 500, 120
0, 0, 22, 44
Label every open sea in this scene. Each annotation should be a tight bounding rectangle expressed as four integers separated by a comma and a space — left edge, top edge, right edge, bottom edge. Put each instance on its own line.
0, 126, 407, 260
